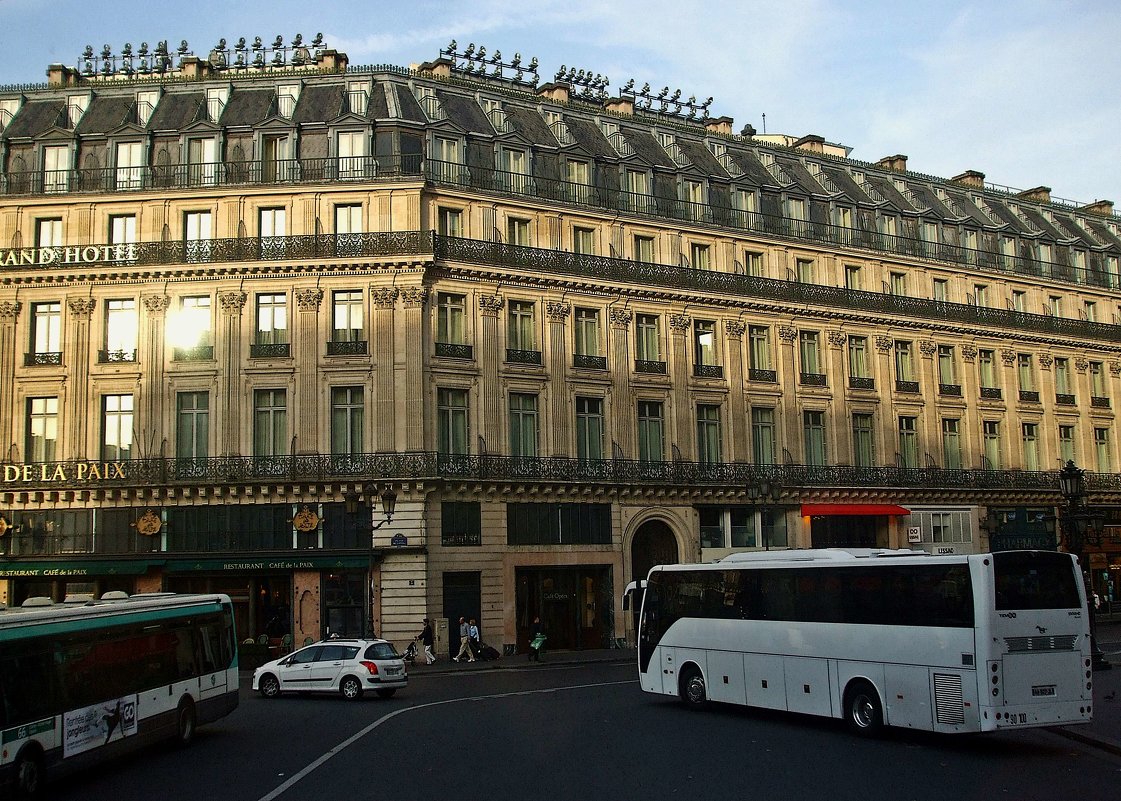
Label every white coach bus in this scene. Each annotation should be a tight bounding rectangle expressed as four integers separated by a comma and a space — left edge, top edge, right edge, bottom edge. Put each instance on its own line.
0, 592, 239, 798
636, 549, 1093, 735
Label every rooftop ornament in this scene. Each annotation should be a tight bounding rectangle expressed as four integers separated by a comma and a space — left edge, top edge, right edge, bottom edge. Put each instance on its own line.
80, 40, 185, 77
554, 66, 610, 100
620, 79, 713, 121
78, 33, 327, 78
440, 40, 539, 87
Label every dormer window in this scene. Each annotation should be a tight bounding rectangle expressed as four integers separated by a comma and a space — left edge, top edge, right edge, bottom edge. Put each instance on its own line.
42, 145, 71, 193
414, 86, 446, 120
337, 130, 368, 179
277, 84, 300, 117
66, 95, 88, 128
115, 142, 144, 190
187, 137, 218, 186
346, 81, 369, 116
137, 90, 159, 126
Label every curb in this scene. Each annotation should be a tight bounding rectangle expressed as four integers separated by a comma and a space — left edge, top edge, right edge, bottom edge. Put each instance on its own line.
1049, 726, 1121, 757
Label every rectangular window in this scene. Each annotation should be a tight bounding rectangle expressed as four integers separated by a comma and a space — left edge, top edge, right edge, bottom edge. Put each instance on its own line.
973, 284, 989, 306
262, 134, 292, 182
334, 204, 363, 237
744, 251, 764, 277
437, 388, 468, 455
852, 412, 875, 468
1011, 290, 1026, 313
983, 420, 1002, 469
332, 291, 364, 343
506, 503, 612, 546
1095, 427, 1112, 472
690, 243, 711, 271
574, 308, 600, 357
506, 217, 530, 246
696, 404, 721, 464
26, 397, 58, 462
894, 341, 914, 382
799, 331, 821, 376
438, 207, 463, 237
634, 235, 655, 263
848, 336, 869, 378
184, 210, 212, 262
255, 294, 288, 345
435, 136, 460, 164
636, 314, 660, 362
573, 227, 596, 255
259, 207, 287, 257
1091, 361, 1107, 398
637, 400, 664, 463
1059, 424, 1075, 464
1017, 354, 1034, 392
507, 300, 536, 351
796, 258, 814, 283
43, 144, 70, 192
499, 147, 528, 190
187, 137, 217, 185
102, 394, 134, 461
942, 418, 962, 470
437, 293, 467, 345
36, 218, 62, 248
979, 349, 997, 389
115, 141, 144, 189
1055, 357, 1071, 395
1084, 301, 1097, 323
175, 391, 209, 459
932, 278, 948, 302
751, 407, 776, 465
575, 396, 604, 461
749, 326, 771, 370
566, 159, 591, 199
171, 295, 212, 349
732, 189, 756, 214
30, 302, 61, 356
330, 387, 364, 455
509, 393, 538, 457
1047, 295, 1062, 316
898, 416, 918, 468
441, 501, 481, 547
109, 214, 137, 246
694, 320, 716, 367
844, 265, 862, 290
337, 130, 366, 179
803, 410, 826, 466
890, 272, 907, 296
938, 345, 956, 385
105, 299, 138, 360
252, 389, 288, 457
1021, 422, 1039, 471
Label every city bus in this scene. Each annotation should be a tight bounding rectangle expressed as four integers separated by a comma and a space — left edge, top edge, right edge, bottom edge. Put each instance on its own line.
637, 549, 1093, 735
0, 592, 240, 798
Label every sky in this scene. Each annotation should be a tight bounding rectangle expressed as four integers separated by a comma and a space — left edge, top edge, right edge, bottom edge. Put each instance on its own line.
0, 0, 1118, 204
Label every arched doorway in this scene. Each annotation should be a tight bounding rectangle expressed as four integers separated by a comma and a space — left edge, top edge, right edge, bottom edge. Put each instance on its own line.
630, 519, 679, 583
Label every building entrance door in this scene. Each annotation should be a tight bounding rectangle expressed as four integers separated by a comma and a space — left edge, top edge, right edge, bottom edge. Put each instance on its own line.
442, 571, 481, 659
515, 566, 612, 652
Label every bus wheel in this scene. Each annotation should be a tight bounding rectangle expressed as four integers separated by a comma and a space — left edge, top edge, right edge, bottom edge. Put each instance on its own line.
679, 666, 707, 707
340, 676, 364, 700
844, 681, 883, 736
259, 674, 281, 698
175, 698, 197, 746
14, 748, 44, 800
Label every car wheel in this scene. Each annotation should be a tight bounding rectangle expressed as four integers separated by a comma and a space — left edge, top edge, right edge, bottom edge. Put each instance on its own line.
175, 698, 197, 747
679, 665, 707, 707
340, 676, 363, 700
259, 674, 281, 699
375, 688, 397, 699
844, 680, 884, 736
14, 748, 44, 800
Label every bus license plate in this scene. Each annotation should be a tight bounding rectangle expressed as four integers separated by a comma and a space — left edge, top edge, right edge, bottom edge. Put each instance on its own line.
1032, 685, 1056, 697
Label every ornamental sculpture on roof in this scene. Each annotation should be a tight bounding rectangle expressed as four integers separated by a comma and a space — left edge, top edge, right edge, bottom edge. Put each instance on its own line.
440, 41, 539, 87
78, 33, 328, 77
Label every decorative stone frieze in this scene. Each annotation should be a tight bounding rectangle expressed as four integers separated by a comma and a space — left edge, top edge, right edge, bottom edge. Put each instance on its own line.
0, 300, 22, 320
960, 345, 977, 363
143, 295, 171, 315
1000, 349, 1016, 366
1038, 353, 1054, 369
401, 286, 429, 308
668, 313, 691, 332
919, 341, 937, 357
371, 288, 399, 309
1075, 358, 1089, 372
218, 291, 247, 314
295, 288, 323, 311
1111, 361, 1121, 377
478, 294, 504, 316
724, 320, 746, 339
827, 331, 846, 349
874, 335, 893, 352
545, 301, 570, 321
778, 325, 798, 343
608, 307, 632, 328
67, 298, 97, 318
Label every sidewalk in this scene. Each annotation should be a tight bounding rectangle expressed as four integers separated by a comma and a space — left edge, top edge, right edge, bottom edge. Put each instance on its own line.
408, 634, 1121, 755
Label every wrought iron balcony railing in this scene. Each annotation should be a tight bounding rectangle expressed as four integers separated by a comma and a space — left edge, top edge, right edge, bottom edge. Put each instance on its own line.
895, 380, 920, 393
98, 349, 137, 364
1056, 393, 1076, 406
1019, 390, 1041, 403
750, 368, 777, 383
801, 372, 828, 387
938, 383, 962, 397
24, 351, 62, 366
326, 340, 368, 356
1092, 396, 1112, 408
635, 360, 667, 375
172, 345, 214, 361
849, 376, 875, 390
980, 387, 1003, 400
694, 364, 724, 379
573, 354, 607, 370
250, 342, 291, 359
505, 348, 542, 365
435, 342, 474, 359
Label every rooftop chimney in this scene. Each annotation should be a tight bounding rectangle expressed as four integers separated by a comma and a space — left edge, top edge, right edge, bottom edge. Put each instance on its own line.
704, 116, 734, 136
46, 64, 81, 88
604, 96, 634, 117
1016, 186, 1051, 203
794, 134, 826, 154
876, 154, 908, 172
536, 82, 570, 103
1081, 199, 1115, 216
415, 57, 453, 78
951, 170, 986, 189
316, 50, 348, 72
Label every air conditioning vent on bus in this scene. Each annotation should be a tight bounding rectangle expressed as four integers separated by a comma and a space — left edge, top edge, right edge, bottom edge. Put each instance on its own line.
933, 673, 966, 725
100, 591, 130, 601
21, 596, 54, 607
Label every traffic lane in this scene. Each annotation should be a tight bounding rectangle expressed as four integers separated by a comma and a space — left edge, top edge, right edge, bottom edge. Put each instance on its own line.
273, 672, 1121, 801
46, 664, 623, 801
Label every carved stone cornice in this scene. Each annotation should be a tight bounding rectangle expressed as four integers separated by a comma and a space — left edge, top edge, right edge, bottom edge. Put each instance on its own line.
143, 295, 171, 315
0, 300, 21, 320
669, 313, 691, 333
478, 294, 504, 317
724, 320, 746, 339
218, 291, 247, 314
609, 308, 632, 328
67, 298, 97, 318
371, 288, 399, 310
545, 301, 570, 322
295, 288, 323, 312
401, 286, 428, 309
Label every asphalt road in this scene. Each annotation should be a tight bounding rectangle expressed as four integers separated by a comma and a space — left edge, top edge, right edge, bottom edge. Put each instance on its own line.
48, 662, 1121, 801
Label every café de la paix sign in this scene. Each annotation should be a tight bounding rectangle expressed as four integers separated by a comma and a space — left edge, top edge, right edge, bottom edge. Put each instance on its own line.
3, 461, 128, 483
0, 244, 139, 268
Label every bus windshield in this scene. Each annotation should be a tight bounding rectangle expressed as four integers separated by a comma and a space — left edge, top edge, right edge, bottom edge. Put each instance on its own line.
993, 551, 1081, 611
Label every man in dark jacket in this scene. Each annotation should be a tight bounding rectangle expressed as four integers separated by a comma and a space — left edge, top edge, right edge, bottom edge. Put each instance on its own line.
418, 618, 436, 664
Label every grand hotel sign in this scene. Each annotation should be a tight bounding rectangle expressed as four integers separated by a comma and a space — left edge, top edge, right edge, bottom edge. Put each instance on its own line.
0, 244, 139, 267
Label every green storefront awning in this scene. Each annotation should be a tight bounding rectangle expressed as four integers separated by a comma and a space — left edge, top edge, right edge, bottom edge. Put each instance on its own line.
164, 556, 374, 573
0, 560, 159, 578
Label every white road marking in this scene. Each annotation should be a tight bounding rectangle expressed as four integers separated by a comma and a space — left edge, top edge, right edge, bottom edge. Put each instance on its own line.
256, 679, 634, 801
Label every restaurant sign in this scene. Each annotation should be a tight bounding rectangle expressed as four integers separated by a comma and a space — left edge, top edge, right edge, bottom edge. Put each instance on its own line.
2, 461, 128, 483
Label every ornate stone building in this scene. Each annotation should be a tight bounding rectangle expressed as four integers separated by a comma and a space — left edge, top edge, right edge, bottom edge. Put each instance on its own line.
0, 37, 1119, 653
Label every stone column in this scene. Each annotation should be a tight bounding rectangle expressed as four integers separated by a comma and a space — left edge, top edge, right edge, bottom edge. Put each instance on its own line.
66, 298, 97, 459
372, 287, 399, 452
0, 301, 21, 459
778, 325, 800, 462
400, 286, 428, 452
142, 295, 170, 456
999, 349, 1020, 470
477, 294, 504, 454
609, 307, 633, 458
217, 291, 247, 455
724, 320, 748, 462
668, 313, 691, 458
919, 340, 938, 465
545, 301, 570, 456
827, 330, 849, 464
293, 289, 323, 455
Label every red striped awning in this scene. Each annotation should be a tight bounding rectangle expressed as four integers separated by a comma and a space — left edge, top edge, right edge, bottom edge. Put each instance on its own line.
801, 504, 911, 517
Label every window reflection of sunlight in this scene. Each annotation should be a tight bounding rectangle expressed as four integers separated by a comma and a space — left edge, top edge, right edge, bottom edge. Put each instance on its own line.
167, 308, 210, 349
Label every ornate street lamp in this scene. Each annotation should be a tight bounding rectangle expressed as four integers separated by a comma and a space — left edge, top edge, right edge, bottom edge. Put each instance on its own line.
1057, 461, 1110, 671
747, 480, 781, 550
345, 483, 397, 638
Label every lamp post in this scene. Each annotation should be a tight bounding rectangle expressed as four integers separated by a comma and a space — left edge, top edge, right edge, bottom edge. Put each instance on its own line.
345, 483, 397, 638
1057, 460, 1111, 671
747, 479, 781, 550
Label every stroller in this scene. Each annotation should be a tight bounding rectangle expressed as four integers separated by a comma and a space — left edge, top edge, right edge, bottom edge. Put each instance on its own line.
401, 639, 418, 665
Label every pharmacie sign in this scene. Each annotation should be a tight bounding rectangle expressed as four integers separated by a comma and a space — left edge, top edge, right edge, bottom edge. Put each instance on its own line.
2, 461, 128, 483
0, 244, 138, 267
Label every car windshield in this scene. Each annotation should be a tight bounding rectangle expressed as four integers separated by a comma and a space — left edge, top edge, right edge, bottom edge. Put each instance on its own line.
364, 643, 399, 660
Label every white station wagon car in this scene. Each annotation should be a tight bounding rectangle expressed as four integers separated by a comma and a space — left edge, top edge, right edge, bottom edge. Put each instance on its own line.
252, 638, 408, 700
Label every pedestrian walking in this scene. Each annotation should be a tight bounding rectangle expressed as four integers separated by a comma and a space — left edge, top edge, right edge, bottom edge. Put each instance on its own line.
453, 616, 475, 662
467, 618, 480, 660
418, 618, 436, 664
528, 615, 546, 662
